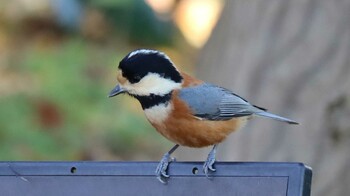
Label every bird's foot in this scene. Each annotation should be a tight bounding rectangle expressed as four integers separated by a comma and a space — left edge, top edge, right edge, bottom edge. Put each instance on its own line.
155, 153, 173, 184
155, 144, 179, 184
203, 145, 217, 177
203, 156, 216, 177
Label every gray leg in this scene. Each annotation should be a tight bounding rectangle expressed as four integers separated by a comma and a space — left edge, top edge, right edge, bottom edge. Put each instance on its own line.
155, 144, 179, 184
203, 144, 218, 177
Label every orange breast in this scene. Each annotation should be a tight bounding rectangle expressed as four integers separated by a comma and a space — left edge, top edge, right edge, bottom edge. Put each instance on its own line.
150, 90, 249, 148
146, 72, 249, 147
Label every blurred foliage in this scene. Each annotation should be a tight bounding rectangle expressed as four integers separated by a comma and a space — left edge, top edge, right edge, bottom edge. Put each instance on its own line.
0, 0, 189, 161
0, 38, 168, 160
84, 0, 176, 45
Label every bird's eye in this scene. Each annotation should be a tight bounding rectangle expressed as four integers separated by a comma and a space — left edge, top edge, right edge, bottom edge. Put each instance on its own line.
132, 75, 142, 83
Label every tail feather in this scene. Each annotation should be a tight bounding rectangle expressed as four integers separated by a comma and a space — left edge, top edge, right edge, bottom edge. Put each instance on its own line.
255, 111, 299, 125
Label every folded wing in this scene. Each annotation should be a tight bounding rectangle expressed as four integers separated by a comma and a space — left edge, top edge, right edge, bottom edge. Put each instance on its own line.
178, 83, 298, 124
178, 83, 258, 120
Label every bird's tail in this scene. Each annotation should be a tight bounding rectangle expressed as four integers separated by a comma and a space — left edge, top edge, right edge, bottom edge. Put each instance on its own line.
254, 111, 299, 125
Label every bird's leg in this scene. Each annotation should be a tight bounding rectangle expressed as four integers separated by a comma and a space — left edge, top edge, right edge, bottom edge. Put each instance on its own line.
203, 144, 218, 177
155, 144, 179, 184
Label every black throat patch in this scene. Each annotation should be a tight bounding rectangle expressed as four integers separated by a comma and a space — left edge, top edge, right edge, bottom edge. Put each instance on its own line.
132, 92, 172, 110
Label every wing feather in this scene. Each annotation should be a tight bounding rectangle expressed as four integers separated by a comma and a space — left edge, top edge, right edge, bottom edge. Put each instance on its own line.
178, 83, 257, 120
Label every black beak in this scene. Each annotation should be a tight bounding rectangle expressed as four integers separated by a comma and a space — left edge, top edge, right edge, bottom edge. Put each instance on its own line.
108, 84, 126, 97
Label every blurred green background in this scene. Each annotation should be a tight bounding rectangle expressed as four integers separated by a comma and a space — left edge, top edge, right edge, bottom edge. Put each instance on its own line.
0, 0, 223, 160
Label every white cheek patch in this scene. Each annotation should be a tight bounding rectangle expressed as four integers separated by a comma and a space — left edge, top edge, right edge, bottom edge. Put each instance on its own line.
144, 103, 173, 124
121, 73, 181, 96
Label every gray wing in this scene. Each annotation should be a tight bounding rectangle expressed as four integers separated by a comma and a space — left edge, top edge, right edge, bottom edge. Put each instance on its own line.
178, 83, 259, 120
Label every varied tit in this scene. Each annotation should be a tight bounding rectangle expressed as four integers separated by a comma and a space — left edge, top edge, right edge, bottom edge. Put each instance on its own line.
109, 49, 298, 183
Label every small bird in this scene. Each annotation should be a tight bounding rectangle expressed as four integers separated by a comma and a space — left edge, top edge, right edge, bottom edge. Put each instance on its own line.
109, 49, 298, 183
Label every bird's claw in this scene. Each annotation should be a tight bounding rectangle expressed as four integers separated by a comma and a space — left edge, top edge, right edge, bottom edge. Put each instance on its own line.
203, 157, 216, 177
203, 145, 217, 177
155, 144, 179, 184
155, 153, 172, 184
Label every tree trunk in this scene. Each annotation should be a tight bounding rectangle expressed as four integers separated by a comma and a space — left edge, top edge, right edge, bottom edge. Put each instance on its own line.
193, 1, 350, 195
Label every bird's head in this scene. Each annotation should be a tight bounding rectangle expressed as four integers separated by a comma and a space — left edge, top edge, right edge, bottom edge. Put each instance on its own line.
109, 49, 183, 98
